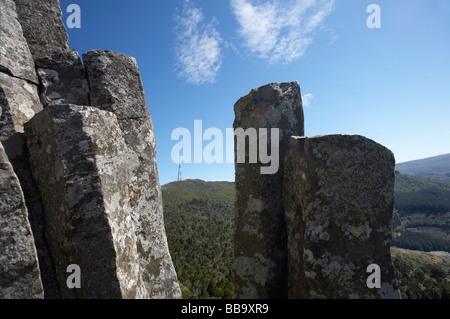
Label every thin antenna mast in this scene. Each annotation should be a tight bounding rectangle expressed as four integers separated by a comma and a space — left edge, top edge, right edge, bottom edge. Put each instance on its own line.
177, 158, 182, 182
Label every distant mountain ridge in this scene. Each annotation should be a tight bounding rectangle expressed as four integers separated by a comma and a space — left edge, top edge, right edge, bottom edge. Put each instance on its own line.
396, 153, 450, 182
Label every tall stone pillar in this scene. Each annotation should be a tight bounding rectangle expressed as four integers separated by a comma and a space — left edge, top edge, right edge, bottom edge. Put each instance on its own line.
283, 135, 401, 299
13, 0, 69, 61
83, 50, 181, 299
0, 143, 44, 299
1, 0, 61, 298
25, 104, 148, 299
233, 82, 304, 298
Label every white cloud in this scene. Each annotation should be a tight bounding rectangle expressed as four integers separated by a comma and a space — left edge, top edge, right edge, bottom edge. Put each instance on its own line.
174, 0, 222, 84
302, 93, 314, 107
231, 0, 335, 64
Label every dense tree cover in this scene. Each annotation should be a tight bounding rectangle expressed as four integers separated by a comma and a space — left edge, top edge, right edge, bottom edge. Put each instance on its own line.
162, 179, 449, 299
394, 173, 450, 214
393, 173, 450, 252
162, 180, 235, 299
391, 248, 450, 299
393, 230, 450, 252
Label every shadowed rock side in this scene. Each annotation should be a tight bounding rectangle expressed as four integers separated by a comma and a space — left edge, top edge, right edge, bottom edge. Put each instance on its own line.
1, 0, 181, 299
0, 69, 60, 298
283, 135, 401, 299
233, 82, 304, 299
35, 51, 90, 107
25, 105, 148, 299
0, 0, 62, 298
12, 0, 69, 61
0, 0, 38, 84
0, 143, 43, 299
83, 50, 181, 299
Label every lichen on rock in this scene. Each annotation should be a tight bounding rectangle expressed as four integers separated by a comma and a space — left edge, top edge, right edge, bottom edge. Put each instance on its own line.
283, 135, 401, 299
233, 82, 304, 299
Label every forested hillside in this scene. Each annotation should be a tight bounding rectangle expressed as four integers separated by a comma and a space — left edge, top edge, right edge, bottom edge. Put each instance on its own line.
393, 173, 450, 252
162, 180, 235, 299
163, 179, 450, 299
391, 248, 450, 299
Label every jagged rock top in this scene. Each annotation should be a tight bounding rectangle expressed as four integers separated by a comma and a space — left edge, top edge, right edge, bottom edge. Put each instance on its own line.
234, 81, 304, 134
83, 50, 150, 120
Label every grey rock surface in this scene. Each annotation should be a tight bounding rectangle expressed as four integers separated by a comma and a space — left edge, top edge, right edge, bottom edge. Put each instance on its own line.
0, 69, 60, 299
83, 50, 149, 119
35, 51, 90, 107
2, 132, 61, 299
13, 0, 69, 60
0, 72, 42, 142
233, 82, 304, 298
0, 0, 38, 84
25, 104, 148, 299
83, 50, 181, 298
283, 135, 401, 299
83, 50, 181, 299
0, 142, 44, 299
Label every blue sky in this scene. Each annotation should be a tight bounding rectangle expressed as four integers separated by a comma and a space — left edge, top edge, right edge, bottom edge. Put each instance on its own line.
61, 0, 450, 185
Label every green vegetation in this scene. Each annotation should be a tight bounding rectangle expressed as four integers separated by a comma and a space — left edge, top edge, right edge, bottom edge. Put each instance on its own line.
162, 180, 235, 299
394, 173, 450, 214
393, 173, 450, 252
391, 248, 450, 299
393, 230, 450, 252
163, 178, 449, 299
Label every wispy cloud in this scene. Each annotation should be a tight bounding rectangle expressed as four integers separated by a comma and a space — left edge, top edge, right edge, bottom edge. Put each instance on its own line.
302, 93, 314, 107
174, 0, 222, 84
231, 0, 335, 64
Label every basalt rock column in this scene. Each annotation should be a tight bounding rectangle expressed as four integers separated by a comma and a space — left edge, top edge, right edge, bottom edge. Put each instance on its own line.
13, 0, 69, 61
25, 105, 148, 299
35, 51, 90, 107
233, 82, 304, 298
1, 0, 63, 298
0, 143, 44, 299
283, 135, 401, 299
0, 0, 38, 84
83, 50, 181, 299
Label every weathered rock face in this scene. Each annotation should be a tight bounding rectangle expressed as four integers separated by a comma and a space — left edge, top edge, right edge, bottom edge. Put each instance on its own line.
283, 135, 400, 299
13, 0, 69, 60
233, 82, 304, 299
35, 51, 90, 107
1, 0, 181, 299
0, 72, 42, 142
0, 71, 60, 298
25, 104, 148, 299
83, 50, 181, 299
0, 142, 44, 299
0, 0, 38, 84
